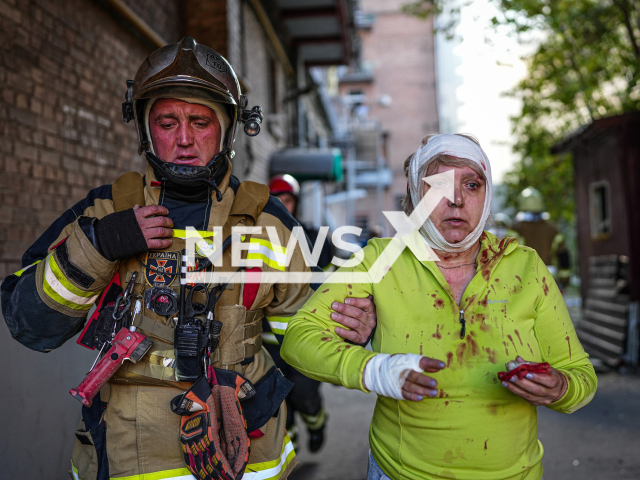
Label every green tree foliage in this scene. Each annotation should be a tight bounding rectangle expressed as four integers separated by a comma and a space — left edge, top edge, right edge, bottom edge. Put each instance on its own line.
500, 0, 640, 226
404, 0, 640, 225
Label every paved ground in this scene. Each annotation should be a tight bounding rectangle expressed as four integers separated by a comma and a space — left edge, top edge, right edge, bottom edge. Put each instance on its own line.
537, 371, 640, 479
290, 384, 376, 480
290, 370, 640, 480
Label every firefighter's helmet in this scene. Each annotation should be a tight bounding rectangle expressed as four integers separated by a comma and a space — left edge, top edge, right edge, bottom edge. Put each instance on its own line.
122, 37, 263, 190
518, 187, 545, 213
269, 174, 300, 198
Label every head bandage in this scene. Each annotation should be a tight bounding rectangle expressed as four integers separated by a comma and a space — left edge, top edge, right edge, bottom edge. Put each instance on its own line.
144, 96, 230, 155
408, 134, 492, 253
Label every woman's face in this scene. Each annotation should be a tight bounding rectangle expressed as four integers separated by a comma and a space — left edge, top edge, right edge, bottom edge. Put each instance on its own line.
424, 164, 486, 244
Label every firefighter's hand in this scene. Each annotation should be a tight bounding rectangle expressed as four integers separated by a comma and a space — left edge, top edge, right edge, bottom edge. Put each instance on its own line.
501, 356, 568, 406
133, 204, 174, 250
331, 295, 376, 345
401, 356, 447, 401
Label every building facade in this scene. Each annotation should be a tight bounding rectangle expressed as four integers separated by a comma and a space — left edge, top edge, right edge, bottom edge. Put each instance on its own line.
336, 0, 439, 234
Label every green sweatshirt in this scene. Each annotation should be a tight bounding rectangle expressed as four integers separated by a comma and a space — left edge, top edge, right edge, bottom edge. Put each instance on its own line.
281, 232, 596, 480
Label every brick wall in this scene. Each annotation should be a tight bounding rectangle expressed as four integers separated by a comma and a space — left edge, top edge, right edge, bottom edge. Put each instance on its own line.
0, 1, 182, 477
0, 0, 310, 277
122, 0, 183, 44
184, 0, 229, 57
0, 0, 179, 277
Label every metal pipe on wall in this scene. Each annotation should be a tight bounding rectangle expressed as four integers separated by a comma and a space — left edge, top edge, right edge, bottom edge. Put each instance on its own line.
105, 0, 168, 48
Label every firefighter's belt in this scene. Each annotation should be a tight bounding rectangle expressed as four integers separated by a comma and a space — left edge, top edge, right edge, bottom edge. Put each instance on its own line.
119, 308, 264, 381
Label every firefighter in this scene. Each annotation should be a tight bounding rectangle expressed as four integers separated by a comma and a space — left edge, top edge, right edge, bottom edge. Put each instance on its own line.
487, 212, 523, 243
550, 233, 572, 292
268, 174, 334, 270
1, 37, 373, 480
266, 174, 332, 453
512, 187, 558, 265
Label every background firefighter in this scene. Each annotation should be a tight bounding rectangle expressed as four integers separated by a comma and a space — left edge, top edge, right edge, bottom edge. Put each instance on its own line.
512, 187, 558, 265
265, 174, 333, 452
0, 37, 373, 480
512, 187, 572, 292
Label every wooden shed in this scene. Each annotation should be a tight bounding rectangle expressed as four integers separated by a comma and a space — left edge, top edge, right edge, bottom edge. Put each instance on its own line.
552, 111, 640, 366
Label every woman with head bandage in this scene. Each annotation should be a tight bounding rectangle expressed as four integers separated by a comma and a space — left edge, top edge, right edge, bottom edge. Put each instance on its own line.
282, 133, 596, 480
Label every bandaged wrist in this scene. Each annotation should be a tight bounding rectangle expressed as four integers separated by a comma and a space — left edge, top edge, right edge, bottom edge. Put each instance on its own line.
363, 353, 424, 400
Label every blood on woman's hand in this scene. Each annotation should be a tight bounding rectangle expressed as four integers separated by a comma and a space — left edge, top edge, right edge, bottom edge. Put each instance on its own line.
499, 356, 567, 406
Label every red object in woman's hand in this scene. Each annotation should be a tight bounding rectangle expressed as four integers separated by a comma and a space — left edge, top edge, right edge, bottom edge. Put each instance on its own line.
497, 362, 551, 382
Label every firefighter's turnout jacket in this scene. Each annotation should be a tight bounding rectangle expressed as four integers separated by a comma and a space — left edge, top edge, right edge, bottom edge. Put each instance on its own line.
1, 163, 318, 480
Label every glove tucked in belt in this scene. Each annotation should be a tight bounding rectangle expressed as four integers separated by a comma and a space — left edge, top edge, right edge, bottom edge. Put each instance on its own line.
171, 370, 256, 480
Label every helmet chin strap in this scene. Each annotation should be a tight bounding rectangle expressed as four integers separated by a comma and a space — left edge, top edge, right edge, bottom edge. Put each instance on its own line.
145, 150, 227, 201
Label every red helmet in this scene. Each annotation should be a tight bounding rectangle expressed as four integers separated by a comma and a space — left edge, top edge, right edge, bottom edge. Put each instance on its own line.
269, 174, 300, 197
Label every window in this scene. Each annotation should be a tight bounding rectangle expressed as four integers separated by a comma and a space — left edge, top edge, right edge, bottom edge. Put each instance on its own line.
589, 180, 611, 239
344, 89, 366, 105
355, 214, 369, 233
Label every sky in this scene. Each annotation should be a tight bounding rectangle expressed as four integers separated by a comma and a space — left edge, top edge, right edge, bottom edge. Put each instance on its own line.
440, 0, 537, 183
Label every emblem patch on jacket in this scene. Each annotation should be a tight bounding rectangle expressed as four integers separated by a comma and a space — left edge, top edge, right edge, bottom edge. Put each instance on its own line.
186, 257, 213, 287
145, 251, 180, 287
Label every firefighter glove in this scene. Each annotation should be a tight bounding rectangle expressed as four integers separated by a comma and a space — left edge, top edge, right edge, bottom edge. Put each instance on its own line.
171, 372, 256, 480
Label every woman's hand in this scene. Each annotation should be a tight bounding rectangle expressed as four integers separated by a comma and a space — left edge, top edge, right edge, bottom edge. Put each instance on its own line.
401, 356, 447, 401
363, 353, 446, 401
331, 295, 377, 345
501, 356, 568, 406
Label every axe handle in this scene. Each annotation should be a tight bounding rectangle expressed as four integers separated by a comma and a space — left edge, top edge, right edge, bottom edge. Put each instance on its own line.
70, 328, 151, 407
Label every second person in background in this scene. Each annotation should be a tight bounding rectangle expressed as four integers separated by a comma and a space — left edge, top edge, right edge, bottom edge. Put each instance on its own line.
266, 174, 376, 453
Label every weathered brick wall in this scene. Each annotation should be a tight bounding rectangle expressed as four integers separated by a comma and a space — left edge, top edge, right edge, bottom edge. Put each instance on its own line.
184, 0, 229, 57
0, 2, 183, 477
0, 0, 176, 277
0, 0, 303, 278
122, 0, 183, 44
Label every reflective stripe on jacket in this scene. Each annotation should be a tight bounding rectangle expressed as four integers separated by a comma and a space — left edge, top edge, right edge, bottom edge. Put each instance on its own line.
71, 434, 295, 480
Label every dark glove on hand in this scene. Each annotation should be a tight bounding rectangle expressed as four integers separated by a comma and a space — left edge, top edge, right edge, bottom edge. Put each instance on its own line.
80, 209, 148, 261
